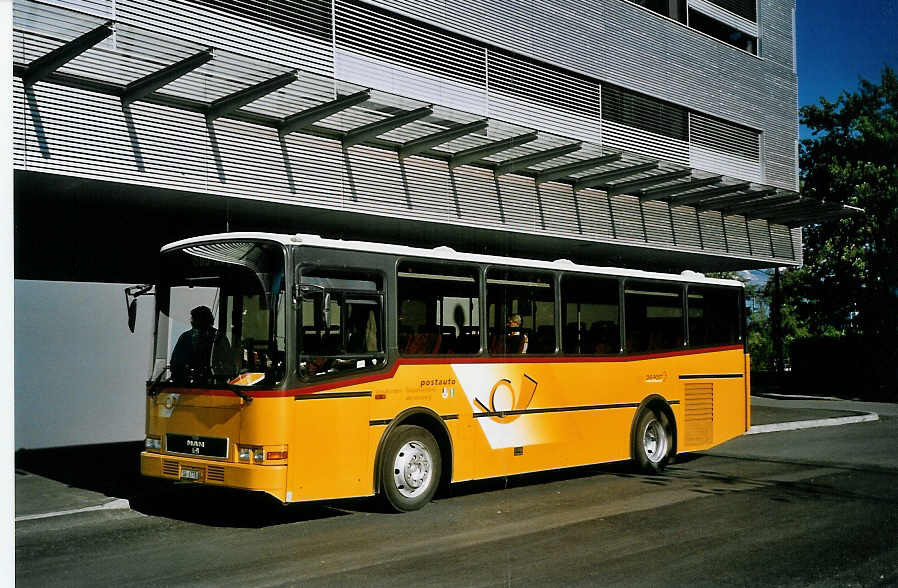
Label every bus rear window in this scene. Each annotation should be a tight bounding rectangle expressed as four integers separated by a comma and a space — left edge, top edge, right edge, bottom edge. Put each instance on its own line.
688, 286, 742, 347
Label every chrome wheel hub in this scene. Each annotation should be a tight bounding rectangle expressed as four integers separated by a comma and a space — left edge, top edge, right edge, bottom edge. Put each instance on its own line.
643, 418, 668, 464
392, 440, 433, 498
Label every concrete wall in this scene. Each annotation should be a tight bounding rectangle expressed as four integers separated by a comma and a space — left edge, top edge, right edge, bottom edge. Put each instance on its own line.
15, 280, 152, 449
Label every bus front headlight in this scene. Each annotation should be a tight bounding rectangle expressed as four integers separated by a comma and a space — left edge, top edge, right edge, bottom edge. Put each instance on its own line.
144, 436, 161, 450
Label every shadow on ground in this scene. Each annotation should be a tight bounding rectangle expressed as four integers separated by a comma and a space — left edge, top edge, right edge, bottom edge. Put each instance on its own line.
14, 442, 360, 527
15, 442, 701, 527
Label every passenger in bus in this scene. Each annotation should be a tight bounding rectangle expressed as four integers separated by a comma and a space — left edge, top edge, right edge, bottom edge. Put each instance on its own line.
171, 305, 232, 383
505, 313, 529, 353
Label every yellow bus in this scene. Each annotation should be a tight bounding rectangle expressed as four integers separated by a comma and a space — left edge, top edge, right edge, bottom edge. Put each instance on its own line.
140, 232, 750, 511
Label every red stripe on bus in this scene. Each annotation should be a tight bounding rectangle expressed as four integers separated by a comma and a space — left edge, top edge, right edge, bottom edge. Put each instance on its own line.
170, 344, 744, 399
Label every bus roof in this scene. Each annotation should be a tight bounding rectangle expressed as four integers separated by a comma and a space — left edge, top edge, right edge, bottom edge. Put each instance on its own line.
162, 232, 745, 288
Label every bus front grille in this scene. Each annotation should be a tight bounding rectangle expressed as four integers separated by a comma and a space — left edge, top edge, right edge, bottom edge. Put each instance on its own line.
207, 465, 225, 482
162, 459, 180, 477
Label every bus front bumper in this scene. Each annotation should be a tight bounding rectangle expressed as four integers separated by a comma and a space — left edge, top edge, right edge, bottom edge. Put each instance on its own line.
141, 451, 287, 501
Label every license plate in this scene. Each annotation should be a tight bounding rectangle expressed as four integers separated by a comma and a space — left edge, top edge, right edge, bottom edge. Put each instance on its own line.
180, 468, 203, 481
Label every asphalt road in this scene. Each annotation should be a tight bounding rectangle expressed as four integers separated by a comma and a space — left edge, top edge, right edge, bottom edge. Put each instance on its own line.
16, 402, 898, 587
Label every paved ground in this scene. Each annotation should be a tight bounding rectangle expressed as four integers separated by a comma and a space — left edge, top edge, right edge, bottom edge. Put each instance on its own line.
15, 396, 898, 586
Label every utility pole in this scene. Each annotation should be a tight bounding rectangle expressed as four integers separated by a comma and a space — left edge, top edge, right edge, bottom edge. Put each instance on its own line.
771, 267, 784, 378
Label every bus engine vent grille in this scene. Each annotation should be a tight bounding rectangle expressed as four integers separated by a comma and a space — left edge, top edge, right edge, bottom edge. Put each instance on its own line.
684, 383, 714, 446
162, 460, 179, 477
207, 465, 225, 482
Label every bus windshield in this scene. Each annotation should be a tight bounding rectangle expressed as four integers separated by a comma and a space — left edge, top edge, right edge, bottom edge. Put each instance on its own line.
152, 241, 287, 388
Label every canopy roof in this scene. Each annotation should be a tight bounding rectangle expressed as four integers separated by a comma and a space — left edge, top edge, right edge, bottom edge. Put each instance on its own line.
13, 3, 861, 231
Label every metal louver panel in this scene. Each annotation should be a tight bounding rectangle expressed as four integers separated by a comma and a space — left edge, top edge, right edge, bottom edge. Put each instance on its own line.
689, 112, 761, 183
335, 0, 485, 87
40, 0, 114, 18
334, 0, 487, 114
487, 50, 602, 143
192, 0, 333, 43
602, 120, 690, 165
118, 0, 334, 79
699, 0, 757, 22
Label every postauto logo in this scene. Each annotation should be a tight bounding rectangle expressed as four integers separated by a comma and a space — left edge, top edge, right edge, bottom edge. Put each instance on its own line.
473, 374, 538, 424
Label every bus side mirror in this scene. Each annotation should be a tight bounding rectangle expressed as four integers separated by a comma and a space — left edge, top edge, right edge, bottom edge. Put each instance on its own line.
127, 299, 138, 333
124, 284, 153, 334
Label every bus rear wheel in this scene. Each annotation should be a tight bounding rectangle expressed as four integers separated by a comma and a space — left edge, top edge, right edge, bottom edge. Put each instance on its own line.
633, 408, 673, 474
380, 425, 441, 512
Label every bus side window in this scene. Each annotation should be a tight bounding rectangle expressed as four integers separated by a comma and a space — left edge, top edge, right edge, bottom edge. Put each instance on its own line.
561, 275, 620, 355
486, 269, 555, 355
397, 263, 480, 355
297, 269, 384, 378
624, 281, 684, 353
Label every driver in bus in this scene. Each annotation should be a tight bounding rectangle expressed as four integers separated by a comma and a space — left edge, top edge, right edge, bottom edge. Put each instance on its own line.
171, 305, 232, 384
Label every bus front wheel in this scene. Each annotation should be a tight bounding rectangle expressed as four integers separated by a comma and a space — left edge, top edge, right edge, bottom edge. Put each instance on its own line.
380, 425, 442, 512
632, 408, 673, 474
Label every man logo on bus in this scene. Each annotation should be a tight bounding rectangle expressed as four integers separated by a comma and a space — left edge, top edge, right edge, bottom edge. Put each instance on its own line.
474, 374, 538, 424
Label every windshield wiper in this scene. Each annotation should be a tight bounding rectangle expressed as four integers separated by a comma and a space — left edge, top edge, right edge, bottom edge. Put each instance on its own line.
223, 383, 253, 404
147, 367, 251, 403
147, 366, 170, 397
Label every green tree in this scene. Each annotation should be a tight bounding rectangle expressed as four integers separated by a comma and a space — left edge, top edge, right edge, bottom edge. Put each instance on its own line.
787, 66, 898, 397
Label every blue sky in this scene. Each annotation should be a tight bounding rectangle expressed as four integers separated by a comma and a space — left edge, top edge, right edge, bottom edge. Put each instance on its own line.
796, 0, 898, 138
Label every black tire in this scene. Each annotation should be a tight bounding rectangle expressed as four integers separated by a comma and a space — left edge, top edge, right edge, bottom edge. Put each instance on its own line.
632, 408, 673, 474
380, 425, 441, 512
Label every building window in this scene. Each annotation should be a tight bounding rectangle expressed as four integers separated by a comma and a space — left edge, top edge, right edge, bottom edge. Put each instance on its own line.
631, 0, 687, 23
602, 85, 688, 141
704, 0, 757, 22
689, 9, 758, 54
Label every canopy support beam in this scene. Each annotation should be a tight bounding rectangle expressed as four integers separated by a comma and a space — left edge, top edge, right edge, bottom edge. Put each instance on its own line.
575, 162, 659, 190
730, 196, 810, 218
279, 89, 371, 136
606, 168, 693, 195
122, 48, 214, 105
536, 152, 623, 184
495, 142, 582, 176
399, 119, 489, 158
449, 132, 539, 169
697, 188, 780, 212
667, 182, 751, 207
343, 106, 433, 148
23, 21, 115, 87
639, 175, 722, 201
206, 70, 299, 121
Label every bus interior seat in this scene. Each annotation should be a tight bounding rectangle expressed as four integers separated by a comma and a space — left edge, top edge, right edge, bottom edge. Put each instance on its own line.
438, 327, 457, 354
455, 330, 480, 354
403, 329, 442, 355
532, 325, 555, 353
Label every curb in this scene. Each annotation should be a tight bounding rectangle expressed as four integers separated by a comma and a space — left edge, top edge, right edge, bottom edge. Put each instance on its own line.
757, 393, 844, 401
15, 498, 131, 522
747, 412, 879, 435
